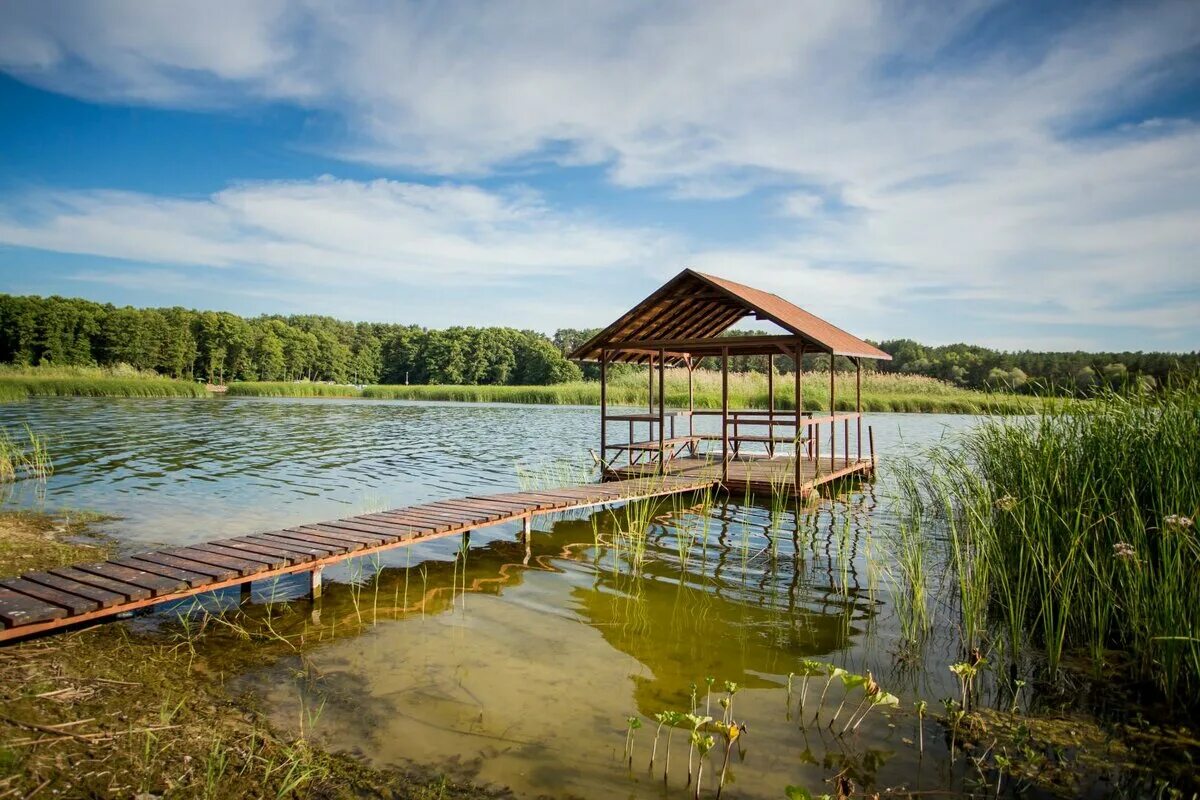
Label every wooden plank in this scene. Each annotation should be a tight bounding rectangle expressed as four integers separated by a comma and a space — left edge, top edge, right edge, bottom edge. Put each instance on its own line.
317, 520, 401, 542
440, 498, 530, 516
0, 578, 97, 615
73, 562, 187, 597
465, 495, 550, 512
264, 530, 361, 553
164, 547, 267, 576
402, 506, 478, 524
48, 567, 151, 603
426, 500, 507, 520
298, 525, 389, 547
367, 508, 449, 526
246, 533, 347, 558
357, 513, 439, 534
0, 586, 67, 628
191, 543, 288, 570
210, 538, 310, 565
21, 571, 125, 609
133, 552, 235, 582
114, 557, 216, 589
372, 510, 463, 529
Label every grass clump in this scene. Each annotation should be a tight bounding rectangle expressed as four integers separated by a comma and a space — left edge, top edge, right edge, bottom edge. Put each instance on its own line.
900, 385, 1200, 709
0, 365, 207, 400
230, 369, 1032, 413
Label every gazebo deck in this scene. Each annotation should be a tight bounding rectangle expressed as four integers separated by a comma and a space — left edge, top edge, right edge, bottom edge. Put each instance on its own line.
606, 454, 875, 498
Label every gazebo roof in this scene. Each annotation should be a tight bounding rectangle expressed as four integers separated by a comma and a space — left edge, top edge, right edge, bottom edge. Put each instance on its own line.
569, 268, 891, 364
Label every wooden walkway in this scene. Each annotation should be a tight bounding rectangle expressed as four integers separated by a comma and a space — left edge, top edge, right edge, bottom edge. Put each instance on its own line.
607, 454, 875, 498
0, 475, 715, 643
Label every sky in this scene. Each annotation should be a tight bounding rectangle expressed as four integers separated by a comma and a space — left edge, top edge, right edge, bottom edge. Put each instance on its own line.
0, 1, 1197, 351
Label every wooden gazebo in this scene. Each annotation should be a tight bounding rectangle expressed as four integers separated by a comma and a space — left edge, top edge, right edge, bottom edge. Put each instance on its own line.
570, 269, 892, 498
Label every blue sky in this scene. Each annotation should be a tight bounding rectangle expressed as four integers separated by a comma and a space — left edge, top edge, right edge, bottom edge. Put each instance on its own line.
0, 1, 1197, 350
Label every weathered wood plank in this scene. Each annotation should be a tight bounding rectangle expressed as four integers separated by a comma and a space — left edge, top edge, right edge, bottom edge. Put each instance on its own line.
191, 543, 288, 570
212, 538, 310, 565
21, 571, 125, 609
0, 586, 67, 628
133, 552, 234, 582
47, 567, 151, 603
73, 562, 187, 597
0, 578, 96, 615
164, 547, 267, 576
264, 530, 360, 554
114, 557, 215, 589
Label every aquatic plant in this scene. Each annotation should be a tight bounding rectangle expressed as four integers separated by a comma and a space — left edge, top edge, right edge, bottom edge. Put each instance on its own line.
0, 424, 54, 482
660, 710, 686, 783
716, 721, 745, 799
949, 659, 986, 710
914, 699, 927, 753
684, 712, 712, 787
690, 728, 716, 799
898, 384, 1200, 708
623, 715, 642, 768
795, 660, 823, 716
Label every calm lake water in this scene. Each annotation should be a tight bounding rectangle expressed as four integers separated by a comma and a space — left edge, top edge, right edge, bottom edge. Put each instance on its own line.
2, 397, 1001, 798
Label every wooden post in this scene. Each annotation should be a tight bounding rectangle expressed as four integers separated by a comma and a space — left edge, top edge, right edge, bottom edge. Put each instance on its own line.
658, 347, 665, 476
522, 516, 532, 564
310, 566, 323, 600
721, 346, 729, 484
688, 359, 696, 455
600, 349, 607, 474
240, 581, 252, 604
828, 353, 836, 474
869, 425, 876, 474
767, 354, 775, 458
794, 345, 802, 491
856, 358, 862, 463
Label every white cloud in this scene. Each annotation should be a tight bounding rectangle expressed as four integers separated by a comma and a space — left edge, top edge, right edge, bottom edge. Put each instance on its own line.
0, 177, 675, 285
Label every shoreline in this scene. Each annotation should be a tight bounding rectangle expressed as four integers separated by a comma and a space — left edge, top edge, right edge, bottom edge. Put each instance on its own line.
1, 376, 1037, 414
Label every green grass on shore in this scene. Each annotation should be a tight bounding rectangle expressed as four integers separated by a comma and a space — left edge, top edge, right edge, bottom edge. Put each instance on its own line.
0, 365, 207, 400
1, 365, 1036, 413
230, 368, 1036, 413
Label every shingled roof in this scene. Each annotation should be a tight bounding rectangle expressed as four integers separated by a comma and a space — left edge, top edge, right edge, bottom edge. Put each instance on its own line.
569, 268, 891, 364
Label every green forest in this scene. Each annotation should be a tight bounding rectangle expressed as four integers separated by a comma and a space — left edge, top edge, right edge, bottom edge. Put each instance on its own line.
2, 294, 1196, 395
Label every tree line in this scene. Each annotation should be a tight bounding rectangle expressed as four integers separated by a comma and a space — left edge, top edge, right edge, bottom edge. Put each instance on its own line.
0, 294, 581, 385
2, 294, 1195, 393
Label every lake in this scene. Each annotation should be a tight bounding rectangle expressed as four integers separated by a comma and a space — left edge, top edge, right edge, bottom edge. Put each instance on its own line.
2, 397, 996, 798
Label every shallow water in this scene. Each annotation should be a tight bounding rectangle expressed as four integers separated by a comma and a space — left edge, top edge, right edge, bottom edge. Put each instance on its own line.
2, 397, 999, 797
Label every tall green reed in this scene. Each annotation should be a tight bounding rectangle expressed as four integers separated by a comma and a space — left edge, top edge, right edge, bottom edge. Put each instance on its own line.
899, 385, 1200, 707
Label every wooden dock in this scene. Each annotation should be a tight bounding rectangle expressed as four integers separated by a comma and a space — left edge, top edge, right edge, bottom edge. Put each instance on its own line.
607, 453, 874, 497
0, 475, 715, 643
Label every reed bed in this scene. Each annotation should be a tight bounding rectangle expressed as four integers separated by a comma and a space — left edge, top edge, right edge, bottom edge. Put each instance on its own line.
898, 385, 1200, 708
0, 365, 206, 399
230, 369, 1030, 413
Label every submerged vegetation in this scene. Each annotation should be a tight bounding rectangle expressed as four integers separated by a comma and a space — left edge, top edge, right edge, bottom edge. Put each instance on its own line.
899, 384, 1200, 709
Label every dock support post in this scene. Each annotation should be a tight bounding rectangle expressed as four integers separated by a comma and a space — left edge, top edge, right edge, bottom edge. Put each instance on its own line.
869, 425, 876, 475
794, 345, 802, 492
767, 353, 775, 458
522, 516, 532, 563
310, 567, 323, 600
240, 581, 252, 604
856, 358, 862, 463
829, 354, 836, 474
721, 346, 729, 484
658, 348, 665, 476
687, 359, 695, 454
600, 349, 607, 476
